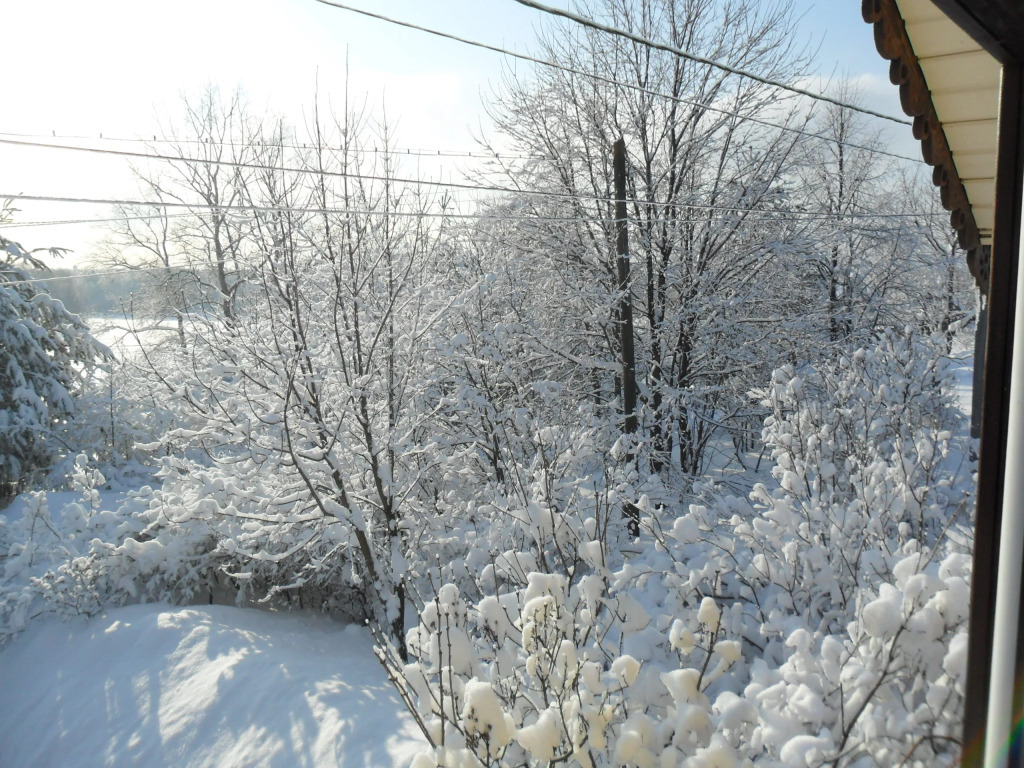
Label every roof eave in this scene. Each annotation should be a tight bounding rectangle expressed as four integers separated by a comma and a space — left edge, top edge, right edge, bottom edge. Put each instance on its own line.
928, 0, 1024, 63
862, 0, 988, 292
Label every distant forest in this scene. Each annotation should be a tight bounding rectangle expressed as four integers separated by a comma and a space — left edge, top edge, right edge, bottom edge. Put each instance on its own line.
23, 268, 149, 318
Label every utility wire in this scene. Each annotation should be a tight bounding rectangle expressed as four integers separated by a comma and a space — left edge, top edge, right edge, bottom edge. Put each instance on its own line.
0, 207, 939, 233
0, 130, 546, 161
0, 135, 511, 197
0, 136, 930, 215
0, 135, 619, 207
0, 191, 942, 221
2, 262, 192, 286
3, 213, 194, 228
312, 0, 920, 162
2, 211, 940, 290
0, 216, 938, 289
0, 192, 625, 222
0, 122, 919, 165
0, 198, 943, 230
511, 0, 912, 126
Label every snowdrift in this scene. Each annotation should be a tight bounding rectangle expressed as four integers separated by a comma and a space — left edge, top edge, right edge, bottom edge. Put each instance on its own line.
0, 603, 425, 768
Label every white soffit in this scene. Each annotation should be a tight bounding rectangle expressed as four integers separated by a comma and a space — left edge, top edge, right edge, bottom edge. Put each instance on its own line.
896, 0, 1001, 244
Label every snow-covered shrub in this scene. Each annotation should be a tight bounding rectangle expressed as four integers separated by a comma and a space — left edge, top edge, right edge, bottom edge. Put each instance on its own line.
388, 330, 973, 767
142, 455, 371, 614
381, 573, 742, 768
671, 331, 972, 765
721, 330, 971, 632
43, 357, 169, 489
746, 547, 970, 766
0, 456, 221, 642
424, 414, 642, 589
0, 449, 379, 649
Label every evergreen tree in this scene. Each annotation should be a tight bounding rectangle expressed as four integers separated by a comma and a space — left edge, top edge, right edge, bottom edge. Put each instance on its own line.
0, 205, 106, 496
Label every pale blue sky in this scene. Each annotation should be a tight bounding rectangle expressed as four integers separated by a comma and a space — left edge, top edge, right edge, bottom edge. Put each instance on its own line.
3, 0, 913, 263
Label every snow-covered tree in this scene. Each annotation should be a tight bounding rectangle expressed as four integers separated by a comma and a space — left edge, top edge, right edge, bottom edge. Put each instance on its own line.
107, 97, 460, 655
482, 0, 816, 476
0, 204, 107, 496
893, 170, 977, 351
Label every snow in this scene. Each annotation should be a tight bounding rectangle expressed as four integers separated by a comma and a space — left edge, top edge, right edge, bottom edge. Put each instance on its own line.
0, 603, 426, 768
779, 733, 833, 766
943, 633, 969, 682
669, 619, 696, 654
515, 706, 564, 762
610, 654, 641, 686
697, 596, 720, 632
946, 350, 975, 416
462, 679, 515, 747
861, 585, 903, 638
713, 640, 742, 665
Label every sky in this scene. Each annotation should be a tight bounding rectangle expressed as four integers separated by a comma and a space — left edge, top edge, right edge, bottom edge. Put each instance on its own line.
2, 0, 919, 266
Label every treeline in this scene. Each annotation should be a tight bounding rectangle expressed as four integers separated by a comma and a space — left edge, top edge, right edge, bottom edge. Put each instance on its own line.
21, 267, 150, 318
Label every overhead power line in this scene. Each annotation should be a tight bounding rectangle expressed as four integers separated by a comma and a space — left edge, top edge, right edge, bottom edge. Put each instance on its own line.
3, 212, 193, 228
0, 191, 943, 221
0, 192, 628, 222
0, 130, 545, 162
1, 217, 939, 292
0, 201, 942, 233
0, 135, 924, 214
0, 207, 940, 234
511, 0, 912, 126
0, 135, 574, 202
311, 1, 920, 164
2, 262, 188, 286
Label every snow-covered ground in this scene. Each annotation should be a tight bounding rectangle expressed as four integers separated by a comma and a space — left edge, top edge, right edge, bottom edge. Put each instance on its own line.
0, 603, 426, 768
948, 349, 975, 415
88, 317, 180, 362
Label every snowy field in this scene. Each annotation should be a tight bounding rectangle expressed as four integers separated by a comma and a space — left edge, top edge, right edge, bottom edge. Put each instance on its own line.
0, 603, 425, 768
88, 317, 180, 362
